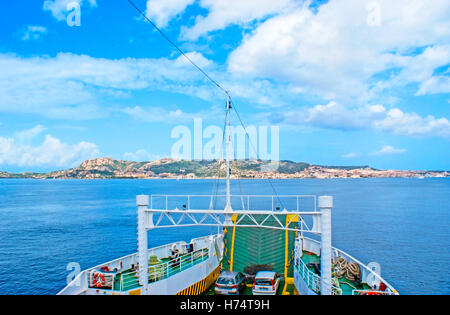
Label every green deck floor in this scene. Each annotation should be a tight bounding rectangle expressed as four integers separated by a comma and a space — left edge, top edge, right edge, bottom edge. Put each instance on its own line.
300, 251, 371, 295
203, 281, 287, 296
110, 253, 209, 292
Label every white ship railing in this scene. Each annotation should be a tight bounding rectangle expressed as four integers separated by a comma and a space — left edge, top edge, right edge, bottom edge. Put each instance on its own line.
150, 194, 317, 212
296, 254, 343, 295
302, 237, 399, 295
351, 289, 397, 296
58, 235, 217, 295
117, 248, 209, 292
145, 194, 320, 234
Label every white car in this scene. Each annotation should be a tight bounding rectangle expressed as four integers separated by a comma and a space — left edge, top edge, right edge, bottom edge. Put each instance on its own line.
252, 271, 280, 295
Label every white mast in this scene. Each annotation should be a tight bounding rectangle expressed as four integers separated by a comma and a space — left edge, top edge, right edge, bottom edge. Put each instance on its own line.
225, 92, 232, 211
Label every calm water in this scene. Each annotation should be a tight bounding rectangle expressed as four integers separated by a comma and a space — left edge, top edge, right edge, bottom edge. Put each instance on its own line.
0, 179, 448, 295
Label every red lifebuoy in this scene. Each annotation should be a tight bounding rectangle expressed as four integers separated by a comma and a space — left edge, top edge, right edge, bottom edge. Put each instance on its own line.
367, 291, 380, 296
93, 272, 105, 288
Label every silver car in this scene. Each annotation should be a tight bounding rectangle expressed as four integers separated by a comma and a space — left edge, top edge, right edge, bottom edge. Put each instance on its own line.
214, 271, 246, 295
252, 271, 280, 295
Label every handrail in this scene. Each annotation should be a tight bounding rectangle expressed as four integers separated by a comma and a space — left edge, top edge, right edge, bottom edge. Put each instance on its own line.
59, 235, 216, 295
150, 194, 317, 212
352, 289, 397, 296
296, 254, 342, 295
114, 248, 210, 292
302, 237, 399, 295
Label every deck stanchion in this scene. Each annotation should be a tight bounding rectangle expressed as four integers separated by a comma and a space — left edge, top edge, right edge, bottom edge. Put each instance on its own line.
137, 195, 149, 295
319, 196, 333, 295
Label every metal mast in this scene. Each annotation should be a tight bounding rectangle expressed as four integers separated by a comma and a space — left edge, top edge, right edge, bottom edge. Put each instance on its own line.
225, 92, 232, 211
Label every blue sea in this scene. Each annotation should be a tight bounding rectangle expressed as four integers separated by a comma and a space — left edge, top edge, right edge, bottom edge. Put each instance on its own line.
0, 178, 448, 295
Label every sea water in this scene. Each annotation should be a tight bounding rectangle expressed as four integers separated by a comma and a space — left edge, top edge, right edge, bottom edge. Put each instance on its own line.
0, 178, 448, 295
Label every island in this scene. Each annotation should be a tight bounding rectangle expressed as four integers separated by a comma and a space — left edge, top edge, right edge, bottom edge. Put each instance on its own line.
0, 158, 448, 180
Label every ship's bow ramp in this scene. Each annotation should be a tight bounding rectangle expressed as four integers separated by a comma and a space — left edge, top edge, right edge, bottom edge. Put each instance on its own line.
222, 214, 298, 278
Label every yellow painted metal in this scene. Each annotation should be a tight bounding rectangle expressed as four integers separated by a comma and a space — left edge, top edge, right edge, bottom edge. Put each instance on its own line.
282, 277, 295, 295
284, 215, 298, 279
129, 289, 141, 296
176, 266, 221, 295
229, 214, 238, 271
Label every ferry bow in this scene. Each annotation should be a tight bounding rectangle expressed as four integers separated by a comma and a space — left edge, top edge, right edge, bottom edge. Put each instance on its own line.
59, 194, 398, 295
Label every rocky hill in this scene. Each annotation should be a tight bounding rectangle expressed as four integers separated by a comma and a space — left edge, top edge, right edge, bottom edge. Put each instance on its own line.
1, 157, 445, 179
34, 158, 318, 179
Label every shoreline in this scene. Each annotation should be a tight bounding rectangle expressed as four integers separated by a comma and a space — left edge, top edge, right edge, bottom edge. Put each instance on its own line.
0, 176, 448, 181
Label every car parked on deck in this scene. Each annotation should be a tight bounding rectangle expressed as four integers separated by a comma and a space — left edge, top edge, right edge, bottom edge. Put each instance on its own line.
214, 271, 246, 295
252, 271, 280, 295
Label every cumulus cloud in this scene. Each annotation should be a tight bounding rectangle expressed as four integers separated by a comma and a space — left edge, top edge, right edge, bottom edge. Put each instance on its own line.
146, 0, 195, 28
0, 126, 100, 168
43, 0, 97, 21
181, 0, 296, 41
0, 52, 219, 120
266, 102, 450, 139
228, 0, 450, 100
21, 25, 48, 41
370, 145, 407, 156
0, 52, 286, 120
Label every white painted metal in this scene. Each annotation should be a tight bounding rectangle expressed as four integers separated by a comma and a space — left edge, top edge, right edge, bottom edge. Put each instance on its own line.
146, 194, 318, 233
137, 195, 149, 294
144, 209, 320, 233
319, 196, 333, 295
58, 235, 223, 295
149, 194, 316, 212
59, 193, 399, 296
294, 237, 399, 296
225, 92, 232, 211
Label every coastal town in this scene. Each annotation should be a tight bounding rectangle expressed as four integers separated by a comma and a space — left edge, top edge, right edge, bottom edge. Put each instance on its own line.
0, 158, 448, 180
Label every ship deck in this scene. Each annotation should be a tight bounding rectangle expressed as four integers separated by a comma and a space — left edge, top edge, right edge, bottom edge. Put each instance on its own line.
89, 250, 371, 295
96, 250, 211, 292
300, 251, 372, 295
202, 249, 373, 296
203, 279, 296, 296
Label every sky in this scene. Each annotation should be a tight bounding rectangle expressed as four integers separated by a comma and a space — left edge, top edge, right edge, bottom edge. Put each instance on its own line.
0, 0, 449, 172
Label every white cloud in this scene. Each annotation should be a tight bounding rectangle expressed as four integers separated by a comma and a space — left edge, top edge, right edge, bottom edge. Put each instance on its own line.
266, 101, 450, 139
370, 145, 406, 156
0, 52, 220, 120
342, 152, 359, 159
15, 125, 47, 143
0, 52, 286, 120
181, 0, 296, 41
0, 126, 100, 168
123, 105, 220, 124
417, 75, 450, 96
21, 25, 48, 41
43, 0, 97, 21
228, 0, 450, 100
373, 108, 450, 138
124, 150, 163, 162
146, 0, 195, 28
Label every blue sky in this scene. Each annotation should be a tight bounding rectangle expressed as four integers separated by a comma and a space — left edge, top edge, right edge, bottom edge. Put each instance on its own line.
0, 0, 449, 172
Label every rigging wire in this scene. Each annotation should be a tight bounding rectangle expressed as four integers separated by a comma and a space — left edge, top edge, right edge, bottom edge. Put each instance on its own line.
210, 115, 227, 210
230, 96, 286, 210
127, 0, 228, 95
127, 0, 288, 211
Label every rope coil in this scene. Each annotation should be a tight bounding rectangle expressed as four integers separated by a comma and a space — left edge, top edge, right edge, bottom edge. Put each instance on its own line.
333, 257, 361, 282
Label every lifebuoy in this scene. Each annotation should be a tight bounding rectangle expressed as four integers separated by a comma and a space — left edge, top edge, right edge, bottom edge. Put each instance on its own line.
93, 272, 105, 288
